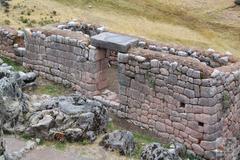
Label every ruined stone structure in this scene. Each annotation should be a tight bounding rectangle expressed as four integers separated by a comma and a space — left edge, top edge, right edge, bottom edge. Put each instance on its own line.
0, 27, 17, 58
0, 21, 240, 159
23, 28, 109, 96
117, 48, 240, 160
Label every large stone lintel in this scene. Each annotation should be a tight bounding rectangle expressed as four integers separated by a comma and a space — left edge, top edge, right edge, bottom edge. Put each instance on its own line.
91, 32, 139, 53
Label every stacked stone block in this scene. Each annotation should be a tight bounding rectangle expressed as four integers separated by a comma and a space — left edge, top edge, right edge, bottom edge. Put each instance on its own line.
139, 42, 235, 68
0, 27, 17, 58
23, 29, 108, 96
117, 49, 240, 160
107, 50, 118, 66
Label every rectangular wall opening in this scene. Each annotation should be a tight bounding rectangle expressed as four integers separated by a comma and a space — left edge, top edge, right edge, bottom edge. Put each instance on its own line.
95, 50, 120, 109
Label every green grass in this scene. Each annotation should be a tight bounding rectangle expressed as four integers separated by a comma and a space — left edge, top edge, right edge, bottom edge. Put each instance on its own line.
34, 83, 66, 96
184, 153, 202, 160
54, 141, 67, 151
20, 133, 32, 140
79, 139, 91, 145
0, 55, 27, 72
131, 132, 160, 159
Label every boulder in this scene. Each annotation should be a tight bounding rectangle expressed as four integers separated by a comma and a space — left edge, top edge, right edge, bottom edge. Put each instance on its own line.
141, 143, 182, 160
100, 130, 135, 155
19, 71, 37, 84
0, 66, 30, 133
0, 138, 5, 156
25, 95, 108, 142
14, 47, 26, 57
0, 0, 9, 8
0, 59, 108, 144
235, 0, 240, 5
64, 128, 83, 142
27, 114, 55, 138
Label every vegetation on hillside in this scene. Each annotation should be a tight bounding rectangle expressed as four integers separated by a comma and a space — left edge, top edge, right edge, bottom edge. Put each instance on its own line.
0, 0, 239, 56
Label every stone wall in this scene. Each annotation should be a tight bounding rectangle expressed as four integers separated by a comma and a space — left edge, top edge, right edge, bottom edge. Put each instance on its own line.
23, 28, 109, 96
0, 27, 17, 58
138, 41, 236, 68
117, 48, 240, 160
0, 27, 25, 64
107, 50, 118, 66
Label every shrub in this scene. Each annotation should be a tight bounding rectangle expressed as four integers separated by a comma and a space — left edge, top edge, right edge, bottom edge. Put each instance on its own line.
27, 11, 31, 16
52, 10, 57, 16
222, 91, 231, 112
4, 19, 10, 25
20, 16, 29, 23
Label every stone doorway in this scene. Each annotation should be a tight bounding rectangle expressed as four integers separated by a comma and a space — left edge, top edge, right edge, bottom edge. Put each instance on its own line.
94, 50, 120, 113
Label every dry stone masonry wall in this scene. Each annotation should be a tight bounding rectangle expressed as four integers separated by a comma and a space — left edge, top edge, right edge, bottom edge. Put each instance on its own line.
23, 27, 109, 96
0, 20, 240, 159
0, 27, 17, 58
0, 27, 25, 63
118, 48, 240, 160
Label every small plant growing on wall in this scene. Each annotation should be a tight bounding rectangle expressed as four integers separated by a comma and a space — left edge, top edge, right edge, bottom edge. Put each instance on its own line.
222, 91, 231, 112
4, 19, 10, 25
145, 72, 155, 89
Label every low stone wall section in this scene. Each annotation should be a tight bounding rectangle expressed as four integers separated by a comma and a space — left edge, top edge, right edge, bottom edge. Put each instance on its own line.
117, 48, 240, 160
0, 27, 17, 58
23, 28, 109, 96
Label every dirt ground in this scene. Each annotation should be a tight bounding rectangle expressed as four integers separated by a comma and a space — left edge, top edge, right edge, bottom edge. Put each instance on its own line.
4, 135, 133, 160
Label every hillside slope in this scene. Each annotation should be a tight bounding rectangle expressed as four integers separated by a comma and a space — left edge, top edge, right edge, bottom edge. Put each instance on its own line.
0, 0, 240, 56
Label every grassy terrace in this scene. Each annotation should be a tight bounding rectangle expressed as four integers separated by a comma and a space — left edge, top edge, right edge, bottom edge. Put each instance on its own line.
0, 0, 239, 56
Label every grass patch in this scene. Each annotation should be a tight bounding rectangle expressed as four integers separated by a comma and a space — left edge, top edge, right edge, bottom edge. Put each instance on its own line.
107, 120, 119, 132
54, 141, 67, 151
0, 55, 27, 72
34, 83, 66, 96
183, 153, 202, 160
80, 139, 91, 145
20, 133, 32, 140
131, 132, 160, 159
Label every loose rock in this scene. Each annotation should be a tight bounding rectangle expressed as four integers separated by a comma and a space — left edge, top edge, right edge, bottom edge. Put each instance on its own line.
100, 130, 135, 155
141, 143, 182, 160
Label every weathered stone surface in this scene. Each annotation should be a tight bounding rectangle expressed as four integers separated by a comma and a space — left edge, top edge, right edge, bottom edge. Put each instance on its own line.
135, 55, 146, 62
0, 63, 108, 143
200, 86, 217, 98
141, 143, 181, 160
100, 130, 135, 155
177, 51, 188, 57
19, 71, 37, 84
192, 144, 204, 156
91, 32, 138, 52
117, 53, 129, 63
